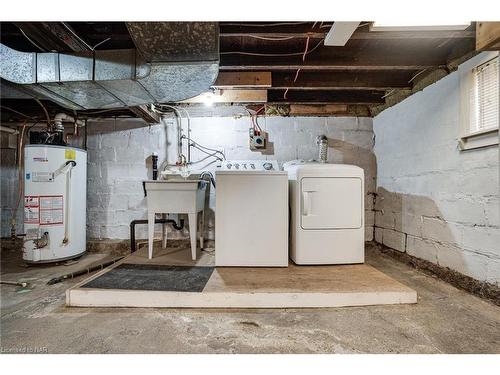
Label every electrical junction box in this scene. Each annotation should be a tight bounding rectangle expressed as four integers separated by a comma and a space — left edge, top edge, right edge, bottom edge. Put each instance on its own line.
249, 128, 268, 150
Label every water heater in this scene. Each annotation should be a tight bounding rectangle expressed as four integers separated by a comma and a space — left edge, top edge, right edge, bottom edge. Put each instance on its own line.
23, 145, 87, 263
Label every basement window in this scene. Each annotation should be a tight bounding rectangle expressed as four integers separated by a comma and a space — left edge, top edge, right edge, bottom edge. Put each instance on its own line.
459, 53, 499, 150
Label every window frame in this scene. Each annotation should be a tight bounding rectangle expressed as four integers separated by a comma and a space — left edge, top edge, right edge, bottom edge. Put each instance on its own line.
459, 51, 499, 151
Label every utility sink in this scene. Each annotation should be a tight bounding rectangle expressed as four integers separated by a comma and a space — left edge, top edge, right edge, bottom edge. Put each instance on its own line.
143, 179, 207, 261
143, 179, 207, 216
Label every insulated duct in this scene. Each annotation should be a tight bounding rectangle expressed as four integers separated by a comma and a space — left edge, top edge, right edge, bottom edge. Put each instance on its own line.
0, 22, 219, 110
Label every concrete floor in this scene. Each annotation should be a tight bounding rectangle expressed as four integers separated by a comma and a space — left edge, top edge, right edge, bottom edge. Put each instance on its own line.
1, 243, 499, 354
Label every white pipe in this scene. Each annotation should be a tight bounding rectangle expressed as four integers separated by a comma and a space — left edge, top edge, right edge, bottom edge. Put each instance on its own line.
0, 126, 19, 134
54, 113, 84, 127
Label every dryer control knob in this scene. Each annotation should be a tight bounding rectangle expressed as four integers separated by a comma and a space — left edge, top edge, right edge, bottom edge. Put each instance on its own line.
263, 162, 273, 170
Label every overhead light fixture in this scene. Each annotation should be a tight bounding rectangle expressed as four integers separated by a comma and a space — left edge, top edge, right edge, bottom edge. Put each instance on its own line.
202, 88, 217, 106
183, 89, 267, 104
324, 22, 361, 46
370, 21, 471, 31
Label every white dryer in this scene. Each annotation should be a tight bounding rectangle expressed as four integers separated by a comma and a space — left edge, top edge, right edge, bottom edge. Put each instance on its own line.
215, 160, 288, 267
283, 161, 364, 265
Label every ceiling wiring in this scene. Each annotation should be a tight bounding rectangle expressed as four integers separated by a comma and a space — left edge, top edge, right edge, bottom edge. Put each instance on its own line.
302, 36, 310, 61
92, 37, 111, 50
382, 89, 397, 99
60, 22, 93, 50
16, 26, 46, 52
241, 34, 297, 41
293, 69, 301, 83
408, 68, 429, 83
222, 22, 310, 27
219, 38, 324, 57
284, 33, 314, 99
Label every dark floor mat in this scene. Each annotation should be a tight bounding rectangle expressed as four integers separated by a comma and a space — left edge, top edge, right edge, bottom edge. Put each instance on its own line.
81, 264, 214, 292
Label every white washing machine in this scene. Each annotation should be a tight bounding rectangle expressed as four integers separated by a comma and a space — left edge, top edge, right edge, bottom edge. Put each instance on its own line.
215, 160, 288, 267
283, 161, 364, 265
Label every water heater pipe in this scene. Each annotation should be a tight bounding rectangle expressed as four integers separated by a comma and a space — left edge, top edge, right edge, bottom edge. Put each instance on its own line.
54, 113, 84, 128
54, 160, 76, 245
0, 126, 19, 134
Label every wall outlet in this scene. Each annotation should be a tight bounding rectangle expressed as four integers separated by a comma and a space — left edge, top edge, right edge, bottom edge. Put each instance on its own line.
249, 128, 268, 150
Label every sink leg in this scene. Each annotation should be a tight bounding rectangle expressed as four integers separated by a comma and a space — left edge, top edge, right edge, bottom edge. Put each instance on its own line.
161, 214, 167, 249
200, 209, 205, 249
148, 212, 155, 259
188, 213, 197, 261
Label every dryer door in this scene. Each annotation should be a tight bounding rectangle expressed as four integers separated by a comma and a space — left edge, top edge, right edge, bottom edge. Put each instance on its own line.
300, 177, 362, 230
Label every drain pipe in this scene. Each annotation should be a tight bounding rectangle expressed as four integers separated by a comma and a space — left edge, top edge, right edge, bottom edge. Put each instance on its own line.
54, 113, 83, 126
54, 112, 84, 132
130, 218, 184, 253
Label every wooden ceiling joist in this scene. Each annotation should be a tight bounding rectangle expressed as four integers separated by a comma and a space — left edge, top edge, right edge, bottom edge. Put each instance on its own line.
289, 104, 349, 115
220, 31, 475, 40
214, 72, 272, 88
476, 22, 500, 50
219, 61, 443, 72
182, 89, 267, 104
270, 71, 414, 90
267, 89, 385, 104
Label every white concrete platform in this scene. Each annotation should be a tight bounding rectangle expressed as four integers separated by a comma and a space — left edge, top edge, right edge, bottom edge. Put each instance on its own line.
66, 246, 417, 308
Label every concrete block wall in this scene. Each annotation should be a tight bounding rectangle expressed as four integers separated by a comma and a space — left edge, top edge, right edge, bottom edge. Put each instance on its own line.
373, 53, 500, 286
84, 113, 376, 242
0, 133, 22, 237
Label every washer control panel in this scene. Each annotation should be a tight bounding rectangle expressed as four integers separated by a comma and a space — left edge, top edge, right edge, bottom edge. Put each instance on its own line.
219, 160, 279, 171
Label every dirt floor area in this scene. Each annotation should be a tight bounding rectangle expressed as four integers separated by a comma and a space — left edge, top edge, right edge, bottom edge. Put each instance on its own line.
1, 242, 499, 354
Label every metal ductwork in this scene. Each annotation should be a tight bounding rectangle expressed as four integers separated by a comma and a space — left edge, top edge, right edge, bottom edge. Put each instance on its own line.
0, 22, 219, 110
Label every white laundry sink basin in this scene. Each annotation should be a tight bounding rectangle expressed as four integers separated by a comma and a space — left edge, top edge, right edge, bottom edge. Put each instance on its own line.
143, 179, 208, 261
143, 180, 207, 213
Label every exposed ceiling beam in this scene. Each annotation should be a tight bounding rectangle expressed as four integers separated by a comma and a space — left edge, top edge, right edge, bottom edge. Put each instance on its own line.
267, 89, 385, 104
324, 22, 360, 46
219, 40, 450, 71
476, 22, 500, 50
220, 30, 475, 40
181, 89, 267, 104
214, 72, 272, 88
271, 71, 413, 90
129, 105, 161, 124
220, 62, 443, 72
289, 104, 349, 115
354, 30, 475, 39
13, 22, 91, 52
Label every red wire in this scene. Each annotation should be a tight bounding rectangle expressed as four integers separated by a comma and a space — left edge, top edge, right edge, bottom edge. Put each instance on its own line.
293, 68, 301, 83
254, 106, 264, 132
302, 36, 310, 62
283, 26, 316, 100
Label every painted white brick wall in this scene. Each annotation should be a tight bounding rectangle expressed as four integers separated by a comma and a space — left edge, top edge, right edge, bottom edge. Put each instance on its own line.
0, 135, 22, 237
84, 114, 376, 242
373, 53, 500, 286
